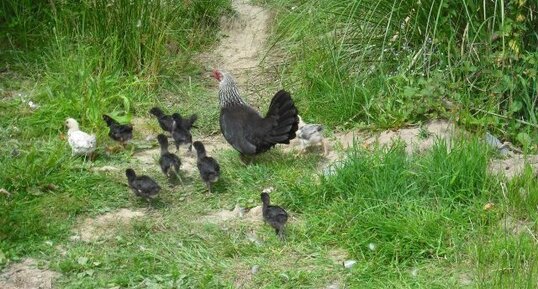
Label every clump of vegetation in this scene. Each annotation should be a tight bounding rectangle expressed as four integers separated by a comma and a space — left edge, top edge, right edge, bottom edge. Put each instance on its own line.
0, 0, 231, 256
268, 0, 537, 149
0, 0, 231, 131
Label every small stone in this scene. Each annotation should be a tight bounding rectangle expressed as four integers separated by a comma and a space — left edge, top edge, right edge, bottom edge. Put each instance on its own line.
11, 149, 20, 157
483, 202, 494, 211
368, 243, 376, 251
0, 188, 11, 197
92, 166, 120, 172
69, 235, 81, 241
246, 233, 261, 246
28, 101, 39, 110
251, 265, 259, 274
343, 259, 357, 269
325, 282, 340, 289
410, 267, 419, 277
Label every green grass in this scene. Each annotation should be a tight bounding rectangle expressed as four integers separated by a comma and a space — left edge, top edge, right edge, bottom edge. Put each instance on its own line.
3, 132, 537, 287
265, 0, 537, 149
2, 0, 538, 288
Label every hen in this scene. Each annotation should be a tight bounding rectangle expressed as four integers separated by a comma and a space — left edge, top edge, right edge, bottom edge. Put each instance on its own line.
261, 190, 288, 240
149, 107, 175, 133
297, 115, 328, 155
171, 113, 197, 152
125, 168, 161, 201
157, 134, 182, 182
193, 141, 220, 194
102, 114, 133, 146
65, 118, 96, 157
211, 69, 299, 157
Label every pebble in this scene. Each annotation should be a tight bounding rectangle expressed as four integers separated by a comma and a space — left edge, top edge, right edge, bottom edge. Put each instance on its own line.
343, 259, 357, 269
251, 265, 259, 274
28, 101, 39, 110
410, 267, 419, 277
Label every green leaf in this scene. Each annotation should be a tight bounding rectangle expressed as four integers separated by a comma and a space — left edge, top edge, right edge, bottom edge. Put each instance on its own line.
402, 86, 418, 98
516, 132, 532, 148
77, 256, 89, 266
0, 250, 6, 265
511, 100, 523, 112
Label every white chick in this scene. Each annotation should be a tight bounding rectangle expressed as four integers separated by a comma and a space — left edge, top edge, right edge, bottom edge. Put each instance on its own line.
65, 118, 97, 157
296, 115, 328, 155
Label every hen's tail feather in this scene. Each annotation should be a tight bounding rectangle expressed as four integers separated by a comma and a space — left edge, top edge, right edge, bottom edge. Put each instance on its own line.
263, 89, 299, 146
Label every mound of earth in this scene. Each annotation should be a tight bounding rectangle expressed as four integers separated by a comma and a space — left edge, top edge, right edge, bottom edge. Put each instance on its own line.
0, 258, 60, 289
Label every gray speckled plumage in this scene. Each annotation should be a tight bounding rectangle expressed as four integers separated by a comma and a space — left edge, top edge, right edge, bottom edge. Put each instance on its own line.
298, 124, 323, 140
296, 116, 327, 155
213, 69, 299, 156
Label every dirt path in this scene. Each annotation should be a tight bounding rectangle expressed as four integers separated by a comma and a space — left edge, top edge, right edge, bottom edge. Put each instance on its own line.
201, 0, 277, 108
83, 0, 280, 247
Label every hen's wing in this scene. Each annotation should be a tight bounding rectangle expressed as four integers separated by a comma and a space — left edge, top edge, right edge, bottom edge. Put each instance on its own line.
220, 106, 266, 155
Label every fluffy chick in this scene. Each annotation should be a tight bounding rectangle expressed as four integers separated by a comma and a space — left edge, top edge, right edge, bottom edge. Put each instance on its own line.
149, 107, 175, 133
102, 114, 133, 146
193, 141, 220, 194
297, 115, 328, 155
261, 190, 289, 240
157, 134, 182, 182
125, 168, 161, 201
171, 113, 198, 152
65, 118, 96, 158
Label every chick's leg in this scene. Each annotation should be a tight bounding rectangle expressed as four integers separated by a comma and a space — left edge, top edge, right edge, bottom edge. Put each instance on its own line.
321, 139, 329, 156
206, 182, 213, 196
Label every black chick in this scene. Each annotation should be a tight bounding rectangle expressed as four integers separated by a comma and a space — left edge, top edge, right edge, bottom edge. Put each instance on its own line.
261, 191, 288, 240
149, 107, 175, 133
102, 114, 133, 146
193, 141, 220, 194
157, 134, 182, 183
171, 113, 198, 151
125, 168, 161, 201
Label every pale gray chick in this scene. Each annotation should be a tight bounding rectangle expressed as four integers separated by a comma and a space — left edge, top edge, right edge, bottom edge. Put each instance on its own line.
297, 115, 328, 155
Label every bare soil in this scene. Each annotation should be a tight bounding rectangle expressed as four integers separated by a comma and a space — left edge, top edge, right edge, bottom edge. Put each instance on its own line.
0, 259, 60, 289
71, 208, 146, 242
489, 154, 538, 180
